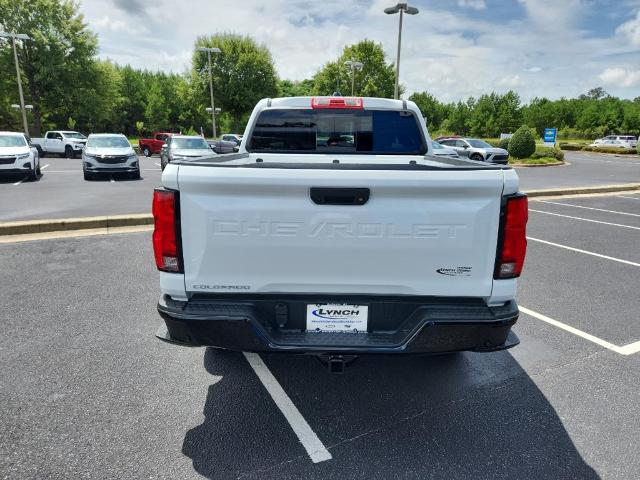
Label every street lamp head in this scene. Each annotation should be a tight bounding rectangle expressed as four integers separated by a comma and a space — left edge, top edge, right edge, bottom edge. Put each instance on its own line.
197, 47, 221, 53
0, 32, 30, 40
384, 3, 418, 15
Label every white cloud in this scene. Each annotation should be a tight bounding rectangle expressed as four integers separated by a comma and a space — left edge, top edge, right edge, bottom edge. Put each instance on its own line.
599, 67, 640, 87
457, 0, 487, 10
617, 11, 640, 46
78, 0, 640, 101
92, 16, 128, 32
497, 75, 523, 87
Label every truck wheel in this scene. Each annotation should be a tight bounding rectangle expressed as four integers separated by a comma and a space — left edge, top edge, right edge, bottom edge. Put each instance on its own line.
471, 153, 484, 162
143, 146, 151, 157
65, 146, 75, 159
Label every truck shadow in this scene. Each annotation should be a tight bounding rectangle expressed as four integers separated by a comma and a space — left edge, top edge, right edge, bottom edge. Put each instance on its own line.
182, 348, 600, 480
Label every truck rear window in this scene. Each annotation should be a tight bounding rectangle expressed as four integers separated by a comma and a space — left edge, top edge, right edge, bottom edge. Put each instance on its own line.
248, 109, 427, 155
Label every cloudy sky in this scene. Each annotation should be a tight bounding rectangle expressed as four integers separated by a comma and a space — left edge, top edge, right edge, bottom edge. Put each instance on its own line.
80, 0, 640, 102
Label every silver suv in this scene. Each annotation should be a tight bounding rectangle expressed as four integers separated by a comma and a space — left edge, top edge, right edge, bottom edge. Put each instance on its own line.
437, 137, 509, 164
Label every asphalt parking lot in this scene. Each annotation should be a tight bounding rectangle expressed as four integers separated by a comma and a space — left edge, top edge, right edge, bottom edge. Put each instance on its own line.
1, 192, 638, 479
0, 150, 638, 222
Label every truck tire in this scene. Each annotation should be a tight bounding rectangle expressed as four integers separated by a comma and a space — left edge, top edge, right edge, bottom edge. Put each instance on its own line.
143, 146, 151, 157
65, 146, 75, 159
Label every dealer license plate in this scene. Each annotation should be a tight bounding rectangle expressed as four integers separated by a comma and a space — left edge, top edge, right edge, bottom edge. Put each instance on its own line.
306, 303, 368, 333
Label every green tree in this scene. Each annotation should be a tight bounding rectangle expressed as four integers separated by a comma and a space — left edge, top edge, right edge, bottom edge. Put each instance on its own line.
277, 79, 314, 97
0, 0, 99, 135
145, 79, 170, 131
409, 91, 449, 131
312, 40, 398, 98
192, 34, 278, 132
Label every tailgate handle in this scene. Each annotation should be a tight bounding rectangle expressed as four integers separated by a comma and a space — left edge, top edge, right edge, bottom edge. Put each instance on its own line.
310, 187, 370, 206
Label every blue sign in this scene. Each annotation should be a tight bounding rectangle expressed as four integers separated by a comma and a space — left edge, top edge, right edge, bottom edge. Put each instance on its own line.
544, 128, 557, 144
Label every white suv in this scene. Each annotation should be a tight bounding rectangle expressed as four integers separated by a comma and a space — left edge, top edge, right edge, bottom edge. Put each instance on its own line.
0, 132, 41, 181
82, 134, 139, 180
594, 135, 637, 148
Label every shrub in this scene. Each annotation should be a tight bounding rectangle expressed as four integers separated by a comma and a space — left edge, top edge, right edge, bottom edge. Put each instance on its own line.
637, 143, 640, 155
508, 126, 536, 159
559, 143, 583, 151
530, 146, 564, 161
499, 137, 510, 150
583, 146, 638, 155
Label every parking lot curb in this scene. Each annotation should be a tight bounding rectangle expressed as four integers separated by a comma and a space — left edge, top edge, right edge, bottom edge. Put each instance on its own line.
0, 213, 153, 236
525, 183, 640, 198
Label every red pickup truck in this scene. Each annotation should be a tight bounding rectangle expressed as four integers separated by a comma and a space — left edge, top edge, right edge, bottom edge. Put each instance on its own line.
139, 132, 173, 157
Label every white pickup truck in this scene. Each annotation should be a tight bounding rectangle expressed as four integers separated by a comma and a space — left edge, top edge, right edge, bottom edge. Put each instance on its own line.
31, 130, 87, 158
153, 96, 528, 371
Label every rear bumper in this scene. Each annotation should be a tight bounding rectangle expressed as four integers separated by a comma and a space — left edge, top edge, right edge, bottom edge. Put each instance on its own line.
157, 294, 519, 354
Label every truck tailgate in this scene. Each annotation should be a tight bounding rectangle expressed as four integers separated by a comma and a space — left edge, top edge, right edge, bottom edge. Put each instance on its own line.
177, 165, 504, 298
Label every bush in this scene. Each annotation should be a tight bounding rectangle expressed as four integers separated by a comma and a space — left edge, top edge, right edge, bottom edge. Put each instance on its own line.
508, 126, 536, 159
499, 137, 510, 150
559, 143, 583, 151
583, 146, 638, 155
637, 143, 640, 155
530, 146, 564, 161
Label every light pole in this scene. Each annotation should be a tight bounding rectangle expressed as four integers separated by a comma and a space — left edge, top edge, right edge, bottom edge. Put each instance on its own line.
1, 31, 31, 136
197, 46, 221, 138
344, 60, 364, 96
384, 3, 418, 100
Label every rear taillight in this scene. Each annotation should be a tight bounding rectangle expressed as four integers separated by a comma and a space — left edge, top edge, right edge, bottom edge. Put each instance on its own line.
495, 194, 528, 279
152, 188, 182, 272
311, 97, 364, 109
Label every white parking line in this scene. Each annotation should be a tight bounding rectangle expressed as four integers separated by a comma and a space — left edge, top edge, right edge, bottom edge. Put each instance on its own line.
109, 178, 115, 183
12, 178, 24, 186
154, 162, 161, 167
535, 200, 640, 218
520, 306, 640, 356
243, 352, 332, 463
527, 237, 640, 267
529, 209, 640, 230
41, 164, 49, 170
617, 195, 640, 201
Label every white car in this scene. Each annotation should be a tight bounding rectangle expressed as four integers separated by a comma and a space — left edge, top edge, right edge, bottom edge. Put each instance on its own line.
31, 130, 87, 158
431, 140, 459, 158
0, 131, 41, 181
82, 134, 139, 180
152, 96, 528, 371
589, 139, 634, 149
593, 135, 637, 148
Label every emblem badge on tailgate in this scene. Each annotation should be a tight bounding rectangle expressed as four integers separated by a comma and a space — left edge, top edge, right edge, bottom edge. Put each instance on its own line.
436, 267, 472, 276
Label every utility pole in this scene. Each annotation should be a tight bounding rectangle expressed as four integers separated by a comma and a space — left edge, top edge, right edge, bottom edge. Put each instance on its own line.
384, 3, 419, 99
197, 46, 221, 138
344, 60, 364, 96
1, 31, 31, 136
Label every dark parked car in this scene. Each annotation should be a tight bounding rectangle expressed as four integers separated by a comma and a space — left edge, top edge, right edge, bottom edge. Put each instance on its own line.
207, 140, 239, 154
